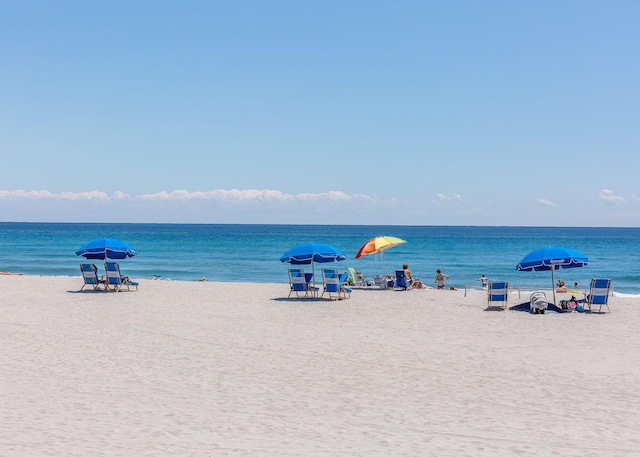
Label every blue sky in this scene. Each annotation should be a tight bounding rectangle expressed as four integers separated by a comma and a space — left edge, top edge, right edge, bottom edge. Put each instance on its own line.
1, 0, 638, 226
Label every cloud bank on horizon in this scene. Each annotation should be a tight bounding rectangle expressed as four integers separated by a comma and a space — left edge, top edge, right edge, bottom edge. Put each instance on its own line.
0, 188, 636, 226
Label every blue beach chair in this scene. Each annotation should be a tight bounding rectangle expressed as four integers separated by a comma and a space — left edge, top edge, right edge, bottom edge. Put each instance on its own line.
585, 278, 612, 313
321, 269, 352, 300
80, 263, 105, 291
487, 280, 509, 310
394, 270, 409, 290
104, 262, 139, 292
339, 272, 352, 299
287, 268, 317, 298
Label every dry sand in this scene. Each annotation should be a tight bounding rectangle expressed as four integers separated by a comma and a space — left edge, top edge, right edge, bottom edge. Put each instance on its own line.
1, 275, 639, 456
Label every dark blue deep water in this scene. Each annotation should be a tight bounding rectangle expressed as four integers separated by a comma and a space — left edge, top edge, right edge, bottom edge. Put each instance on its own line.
1, 223, 638, 295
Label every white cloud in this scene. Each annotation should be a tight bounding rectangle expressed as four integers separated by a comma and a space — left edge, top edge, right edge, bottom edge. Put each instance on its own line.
134, 189, 366, 204
599, 189, 626, 204
113, 191, 130, 200
0, 188, 405, 224
436, 193, 466, 202
536, 198, 560, 207
0, 189, 110, 201
631, 194, 640, 202
0, 188, 376, 205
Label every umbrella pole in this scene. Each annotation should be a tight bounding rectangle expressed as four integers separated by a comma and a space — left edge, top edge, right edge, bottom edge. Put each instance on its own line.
312, 261, 316, 297
380, 251, 386, 288
551, 267, 556, 306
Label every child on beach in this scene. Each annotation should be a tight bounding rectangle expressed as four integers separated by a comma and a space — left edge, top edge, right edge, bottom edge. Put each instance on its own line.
434, 269, 450, 289
385, 274, 395, 288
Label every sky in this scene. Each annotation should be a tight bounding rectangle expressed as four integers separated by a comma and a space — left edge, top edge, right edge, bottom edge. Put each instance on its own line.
1, 0, 639, 226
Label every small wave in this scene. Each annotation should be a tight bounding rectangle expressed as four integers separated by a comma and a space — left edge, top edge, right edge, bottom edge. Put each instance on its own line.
612, 291, 640, 298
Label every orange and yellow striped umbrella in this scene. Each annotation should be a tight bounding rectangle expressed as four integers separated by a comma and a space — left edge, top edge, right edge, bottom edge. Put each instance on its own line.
355, 236, 406, 259
356, 236, 407, 282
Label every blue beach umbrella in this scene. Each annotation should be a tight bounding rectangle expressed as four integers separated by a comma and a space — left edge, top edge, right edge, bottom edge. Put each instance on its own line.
516, 246, 588, 305
280, 243, 347, 289
75, 238, 138, 260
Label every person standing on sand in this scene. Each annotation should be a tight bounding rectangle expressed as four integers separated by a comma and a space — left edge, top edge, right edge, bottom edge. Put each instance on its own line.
434, 269, 450, 289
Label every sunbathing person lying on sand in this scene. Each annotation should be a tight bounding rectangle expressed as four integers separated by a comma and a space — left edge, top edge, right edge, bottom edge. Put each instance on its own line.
411, 278, 431, 289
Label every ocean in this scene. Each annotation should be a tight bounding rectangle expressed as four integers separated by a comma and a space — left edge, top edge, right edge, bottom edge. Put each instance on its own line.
1, 222, 639, 296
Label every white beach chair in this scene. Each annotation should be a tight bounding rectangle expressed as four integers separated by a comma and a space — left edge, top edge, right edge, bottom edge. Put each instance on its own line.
530, 291, 548, 314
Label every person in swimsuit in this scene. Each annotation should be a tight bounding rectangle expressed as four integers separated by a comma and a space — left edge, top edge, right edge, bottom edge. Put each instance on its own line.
434, 269, 450, 289
556, 280, 567, 293
402, 263, 414, 288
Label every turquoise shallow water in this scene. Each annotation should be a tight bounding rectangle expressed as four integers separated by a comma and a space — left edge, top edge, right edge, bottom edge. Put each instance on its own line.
1, 223, 639, 295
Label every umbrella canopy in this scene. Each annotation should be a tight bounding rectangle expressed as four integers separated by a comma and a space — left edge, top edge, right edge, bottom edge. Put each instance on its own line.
355, 236, 407, 259
355, 236, 406, 281
280, 243, 347, 290
345, 266, 357, 286
516, 246, 588, 305
75, 238, 138, 260
280, 243, 346, 264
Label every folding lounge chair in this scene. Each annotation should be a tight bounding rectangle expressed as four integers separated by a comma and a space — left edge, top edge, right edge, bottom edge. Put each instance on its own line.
394, 270, 409, 290
347, 267, 366, 287
585, 278, 612, 313
80, 263, 105, 291
104, 262, 139, 292
321, 269, 351, 300
345, 267, 357, 286
486, 280, 508, 309
287, 268, 317, 298
339, 273, 352, 298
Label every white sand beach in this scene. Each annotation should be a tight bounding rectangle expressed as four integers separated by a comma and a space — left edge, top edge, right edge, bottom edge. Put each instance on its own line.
2, 275, 640, 456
